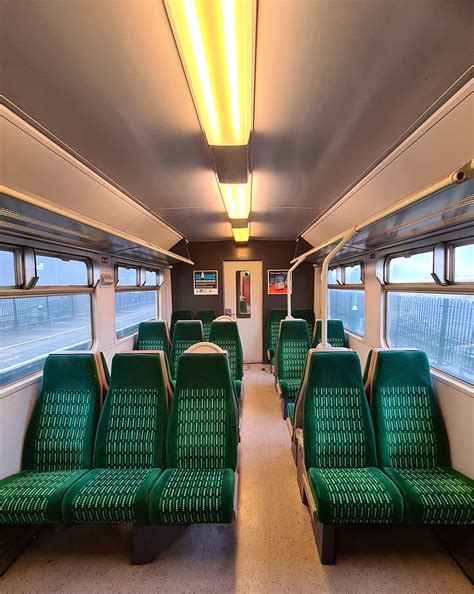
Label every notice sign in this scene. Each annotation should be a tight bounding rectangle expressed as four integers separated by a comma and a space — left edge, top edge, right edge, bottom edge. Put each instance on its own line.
193, 270, 218, 295
268, 270, 288, 295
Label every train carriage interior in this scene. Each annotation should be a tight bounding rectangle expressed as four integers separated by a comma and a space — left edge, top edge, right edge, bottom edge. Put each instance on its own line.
0, 0, 473, 592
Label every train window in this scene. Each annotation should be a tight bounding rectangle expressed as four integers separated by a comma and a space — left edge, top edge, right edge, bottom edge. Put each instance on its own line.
116, 265, 138, 287
327, 262, 365, 336
0, 294, 93, 387
0, 249, 16, 286
114, 265, 160, 339
453, 243, 474, 283
388, 250, 434, 283
35, 253, 90, 286
386, 291, 473, 385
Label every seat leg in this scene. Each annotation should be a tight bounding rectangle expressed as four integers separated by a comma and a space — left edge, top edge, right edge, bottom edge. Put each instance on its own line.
312, 518, 336, 565
131, 525, 188, 565
281, 398, 289, 419
291, 438, 297, 465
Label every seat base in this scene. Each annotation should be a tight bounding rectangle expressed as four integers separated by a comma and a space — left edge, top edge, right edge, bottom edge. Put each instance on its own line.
281, 398, 290, 420
131, 524, 188, 565
312, 518, 336, 565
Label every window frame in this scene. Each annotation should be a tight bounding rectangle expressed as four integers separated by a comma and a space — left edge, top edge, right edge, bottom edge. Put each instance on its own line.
385, 247, 435, 285
327, 260, 366, 338
0, 244, 22, 289
450, 239, 474, 285
34, 250, 93, 288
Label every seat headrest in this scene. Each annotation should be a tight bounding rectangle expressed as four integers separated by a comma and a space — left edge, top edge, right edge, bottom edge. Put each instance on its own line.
176, 352, 234, 390
110, 352, 167, 389
42, 353, 100, 393
196, 310, 216, 321
373, 349, 432, 389
172, 319, 204, 340
137, 320, 169, 337
308, 350, 362, 387
185, 342, 226, 354
279, 319, 310, 340
214, 315, 234, 322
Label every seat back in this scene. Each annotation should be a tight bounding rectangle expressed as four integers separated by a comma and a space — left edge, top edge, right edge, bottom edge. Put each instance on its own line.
276, 319, 310, 384
303, 351, 377, 470
293, 308, 315, 341
93, 353, 168, 469
136, 321, 170, 354
209, 320, 243, 381
196, 310, 217, 341
266, 309, 287, 359
371, 350, 450, 468
22, 354, 101, 472
169, 320, 204, 379
312, 319, 347, 348
167, 353, 238, 470
170, 310, 193, 337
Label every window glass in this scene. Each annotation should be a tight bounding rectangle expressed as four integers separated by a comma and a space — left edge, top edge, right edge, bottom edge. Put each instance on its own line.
386, 292, 473, 385
0, 294, 93, 386
389, 251, 433, 283
344, 264, 362, 284
145, 270, 157, 286
327, 268, 337, 284
328, 288, 365, 336
117, 266, 137, 286
115, 290, 157, 338
36, 254, 88, 286
454, 244, 474, 283
0, 250, 16, 286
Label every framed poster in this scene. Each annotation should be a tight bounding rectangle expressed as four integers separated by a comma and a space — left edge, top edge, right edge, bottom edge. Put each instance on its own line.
193, 270, 218, 295
268, 269, 288, 295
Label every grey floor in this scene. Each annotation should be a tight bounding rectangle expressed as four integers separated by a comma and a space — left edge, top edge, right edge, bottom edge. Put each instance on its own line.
2, 366, 471, 593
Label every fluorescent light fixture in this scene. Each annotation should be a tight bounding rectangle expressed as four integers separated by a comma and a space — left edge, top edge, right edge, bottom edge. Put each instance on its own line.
232, 224, 250, 243
165, 0, 255, 146
220, 181, 251, 219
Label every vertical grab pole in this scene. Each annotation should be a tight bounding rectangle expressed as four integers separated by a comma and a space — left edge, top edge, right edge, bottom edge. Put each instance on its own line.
287, 256, 305, 318
320, 231, 355, 348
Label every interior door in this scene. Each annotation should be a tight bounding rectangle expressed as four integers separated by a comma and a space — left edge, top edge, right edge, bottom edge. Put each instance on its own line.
223, 260, 262, 363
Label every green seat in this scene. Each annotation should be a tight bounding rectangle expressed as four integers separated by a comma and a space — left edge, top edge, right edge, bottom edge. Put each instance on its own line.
136, 321, 170, 355
0, 354, 101, 524
303, 351, 403, 528
196, 310, 216, 341
266, 309, 286, 363
276, 319, 310, 418
312, 319, 347, 348
169, 321, 204, 380
287, 402, 295, 424
62, 353, 168, 524
149, 352, 238, 525
209, 320, 244, 398
293, 309, 315, 342
372, 350, 474, 525
170, 310, 193, 338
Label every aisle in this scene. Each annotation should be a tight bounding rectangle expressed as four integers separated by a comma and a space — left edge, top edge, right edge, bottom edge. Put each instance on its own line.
1, 366, 470, 593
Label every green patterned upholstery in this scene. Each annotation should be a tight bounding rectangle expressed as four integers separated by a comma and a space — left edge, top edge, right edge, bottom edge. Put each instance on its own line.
312, 319, 347, 348
372, 350, 474, 524
209, 320, 244, 398
303, 351, 403, 524
287, 402, 295, 424
276, 320, 310, 401
196, 310, 216, 341
293, 309, 315, 342
169, 321, 204, 380
170, 310, 192, 338
149, 353, 238, 524
0, 355, 101, 524
266, 309, 286, 361
62, 353, 168, 524
136, 321, 170, 355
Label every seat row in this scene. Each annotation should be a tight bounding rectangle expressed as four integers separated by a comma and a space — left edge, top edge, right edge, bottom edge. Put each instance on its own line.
286, 348, 473, 564
0, 348, 239, 564
266, 308, 316, 366
136, 317, 244, 399
170, 309, 217, 340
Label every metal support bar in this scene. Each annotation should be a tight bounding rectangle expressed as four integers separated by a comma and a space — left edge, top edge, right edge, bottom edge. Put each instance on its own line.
286, 256, 305, 318
320, 231, 355, 348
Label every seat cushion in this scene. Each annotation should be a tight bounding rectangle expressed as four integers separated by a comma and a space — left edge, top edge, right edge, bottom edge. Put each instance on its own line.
308, 467, 404, 524
0, 470, 87, 523
287, 402, 295, 424
279, 378, 301, 400
149, 468, 235, 524
62, 468, 161, 524
384, 467, 474, 524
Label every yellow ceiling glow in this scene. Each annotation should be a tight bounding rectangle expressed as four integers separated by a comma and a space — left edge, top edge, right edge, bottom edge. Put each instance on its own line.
232, 224, 250, 243
165, 0, 256, 146
220, 181, 251, 219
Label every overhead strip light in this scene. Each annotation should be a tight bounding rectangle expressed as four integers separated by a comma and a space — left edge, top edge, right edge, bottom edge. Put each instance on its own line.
165, 0, 255, 147
232, 224, 250, 243
220, 179, 251, 220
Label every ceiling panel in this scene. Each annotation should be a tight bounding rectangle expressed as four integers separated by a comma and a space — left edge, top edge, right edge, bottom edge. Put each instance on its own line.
1, 0, 472, 242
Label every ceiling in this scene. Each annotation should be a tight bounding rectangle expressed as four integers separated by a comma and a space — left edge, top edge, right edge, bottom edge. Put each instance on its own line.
1, 1, 472, 241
